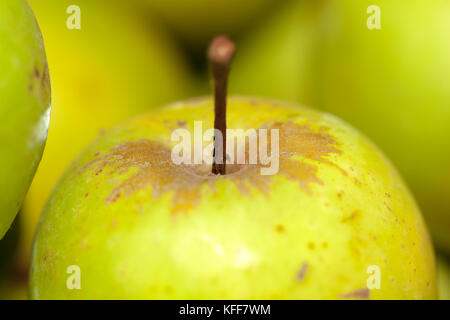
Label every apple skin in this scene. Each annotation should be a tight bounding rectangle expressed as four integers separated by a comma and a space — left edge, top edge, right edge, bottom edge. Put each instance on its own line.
30, 97, 436, 299
17, 0, 197, 269
0, 0, 50, 238
231, 0, 450, 254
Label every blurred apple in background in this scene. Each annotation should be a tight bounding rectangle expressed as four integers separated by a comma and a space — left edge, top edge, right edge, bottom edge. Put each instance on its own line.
230, 0, 323, 107
16, 0, 198, 272
231, 0, 450, 253
134, 0, 279, 52
0, 0, 50, 239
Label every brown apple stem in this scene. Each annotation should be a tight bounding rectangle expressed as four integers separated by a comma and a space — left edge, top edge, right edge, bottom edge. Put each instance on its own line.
208, 36, 235, 175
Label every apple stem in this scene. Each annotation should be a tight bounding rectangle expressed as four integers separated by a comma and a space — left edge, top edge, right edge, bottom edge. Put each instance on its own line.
208, 36, 235, 175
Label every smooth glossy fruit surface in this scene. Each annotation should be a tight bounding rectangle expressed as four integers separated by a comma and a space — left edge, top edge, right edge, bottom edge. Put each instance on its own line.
0, 0, 50, 238
19, 0, 196, 267
31, 97, 435, 299
232, 0, 450, 253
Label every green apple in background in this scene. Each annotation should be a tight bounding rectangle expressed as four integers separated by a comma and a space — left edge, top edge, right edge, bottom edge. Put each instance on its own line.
135, 0, 278, 49
437, 253, 450, 300
0, 0, 50, 239
17, 0, 198, 271
231, 0, 450, 253
30, 96, 436, 299
318, 0, 450, 253
230, 0, 323, 107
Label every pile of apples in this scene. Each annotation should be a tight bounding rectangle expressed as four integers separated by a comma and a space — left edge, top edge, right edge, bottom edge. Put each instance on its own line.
0, 0, 449, 299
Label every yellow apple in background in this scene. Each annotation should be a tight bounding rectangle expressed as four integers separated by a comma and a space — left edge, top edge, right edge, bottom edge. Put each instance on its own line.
230, 0, 323, 107
18, 0, 197, 271
231, 0, 450, 253
135, 0, 279, 50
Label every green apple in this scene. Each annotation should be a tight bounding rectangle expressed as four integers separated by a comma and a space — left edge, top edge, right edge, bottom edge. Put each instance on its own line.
17, 0, 197, 270
437, 253, 450, 300
231, 0, 450, 253
0, 0, 50, 238
230, 0, 323, 107
30, 95, 436, 299
135, 0, 277, 48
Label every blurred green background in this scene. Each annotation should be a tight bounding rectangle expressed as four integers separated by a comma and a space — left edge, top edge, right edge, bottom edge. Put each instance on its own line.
0, 0, 449, 299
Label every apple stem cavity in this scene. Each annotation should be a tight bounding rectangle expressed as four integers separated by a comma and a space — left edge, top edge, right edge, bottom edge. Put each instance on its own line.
208, 35, 235, 175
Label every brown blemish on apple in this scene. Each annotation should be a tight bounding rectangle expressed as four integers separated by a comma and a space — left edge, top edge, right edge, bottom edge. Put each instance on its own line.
340, 287, 370, 300
307, 242, 315, 250
296, 263, 308, 282
78, 121, 346, 213
384, 201, 392, 212
341, 210, 361, 223
29, 62, 51, 100
275, 225, 285, 233
34, 67, 40, 79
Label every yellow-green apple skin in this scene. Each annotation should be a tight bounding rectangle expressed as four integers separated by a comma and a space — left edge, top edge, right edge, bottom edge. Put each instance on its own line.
0, 0, 50, 238
136, 0, 277, 48
18, 0, 196, 269
437, 254, 450, 300
30, 97, 436, 299
231, 0, 450, 253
